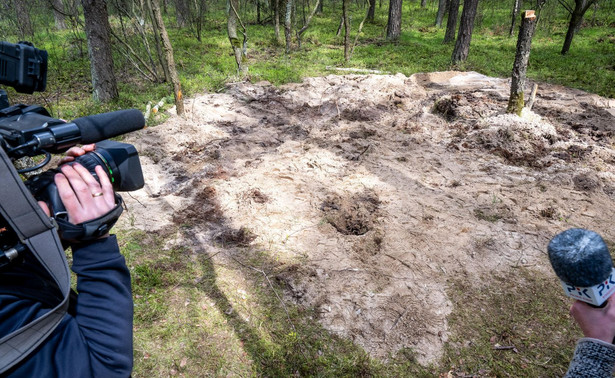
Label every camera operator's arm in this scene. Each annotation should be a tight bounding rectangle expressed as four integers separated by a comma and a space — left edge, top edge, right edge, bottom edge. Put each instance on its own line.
58, 160, 133, 376
565, 296, 615, 377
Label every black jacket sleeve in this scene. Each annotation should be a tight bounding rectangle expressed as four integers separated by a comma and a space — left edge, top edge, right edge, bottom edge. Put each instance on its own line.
1, 235, 133, 378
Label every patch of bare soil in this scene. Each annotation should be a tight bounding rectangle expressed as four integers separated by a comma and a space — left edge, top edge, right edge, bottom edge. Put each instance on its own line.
120, 71, 615, 364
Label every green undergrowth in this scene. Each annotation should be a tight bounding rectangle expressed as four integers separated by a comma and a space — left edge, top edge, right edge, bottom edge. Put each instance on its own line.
1, 1, 613, 122
115, 227, 583, 377
444, 268, 579, 377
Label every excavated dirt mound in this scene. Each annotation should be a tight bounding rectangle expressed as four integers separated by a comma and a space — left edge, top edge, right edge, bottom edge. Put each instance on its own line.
119, 71, 615, 364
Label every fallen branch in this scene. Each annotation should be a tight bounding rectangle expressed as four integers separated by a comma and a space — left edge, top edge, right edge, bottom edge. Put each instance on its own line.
494, 344, 519, 353
525, 83, 538, 110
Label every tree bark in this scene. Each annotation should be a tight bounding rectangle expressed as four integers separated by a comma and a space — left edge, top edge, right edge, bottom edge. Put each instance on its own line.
507, 10, 537, 115
274, 0, 281, 43
367, 0, 376, 22
297, 0, 321, 49
443, 0, 459, 43
284, 0, 293, 53
14, 0, 34, 38
435, 0, 449, 27
561, 0, 596, 55
386, 0, 403, 41
174, 0, 189, 27
50, 0, 67, 30
81, 0, 118, 102
228, 0, 249, 72
147, 0, 171, 82
451, 0, 479, 64
343, 0, 351, 61
150, 0, 184, 115
508, 0, 522, 37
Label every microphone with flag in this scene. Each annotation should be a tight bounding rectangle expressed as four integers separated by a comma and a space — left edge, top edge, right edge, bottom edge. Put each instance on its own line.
548, 228, 615, 307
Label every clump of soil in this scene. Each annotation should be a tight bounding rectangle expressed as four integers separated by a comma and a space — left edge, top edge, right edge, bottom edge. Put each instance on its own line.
121, 71, 615, 364
320, 190, 380, 236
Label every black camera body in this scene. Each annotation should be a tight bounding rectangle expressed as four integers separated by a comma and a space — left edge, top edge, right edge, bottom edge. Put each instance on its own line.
0, 41, 145, 265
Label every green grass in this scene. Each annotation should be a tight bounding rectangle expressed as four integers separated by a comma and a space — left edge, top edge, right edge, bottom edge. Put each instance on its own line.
113, 227, 583, 377
1, 0, 613, 121
1, 2, 610, 375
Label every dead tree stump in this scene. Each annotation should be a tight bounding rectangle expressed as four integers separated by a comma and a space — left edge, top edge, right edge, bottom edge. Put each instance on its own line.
507, 10, 537, 116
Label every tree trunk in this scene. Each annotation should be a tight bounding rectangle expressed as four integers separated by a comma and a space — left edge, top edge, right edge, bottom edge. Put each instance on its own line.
51, 0, 67, 30
175, 0, 189, 27
297, 0, 321, 49
274, 0, 281, 43
228, 0, 249, 73
386, 0, 403, 41
343, 0, 350, 61
150, 0, 184, 115
421, 0, 427, 7
284, 0, 293, 53
435, 0, 448, 27
147, 0, 171, 82
451, 0, 479, 64
507, 10, 537, 115
443, 0, 459, 43
81, 0, 118, 102
561, 0, 595, 55
367, 0, 376, 22
508, 0, 522, 37
14, 0, 34, 38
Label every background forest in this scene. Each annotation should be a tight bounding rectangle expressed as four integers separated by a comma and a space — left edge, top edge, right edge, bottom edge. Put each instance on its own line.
0, 0, 614, 119
2, 0, 615, 377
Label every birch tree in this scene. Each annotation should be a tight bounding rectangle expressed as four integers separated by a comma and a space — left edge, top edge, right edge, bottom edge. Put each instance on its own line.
228, 0, 248, 73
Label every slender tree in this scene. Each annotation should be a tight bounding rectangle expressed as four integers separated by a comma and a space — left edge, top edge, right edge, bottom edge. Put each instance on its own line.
228, 0, 249, 72
451, 0, 479, 64
14, 0, 34, 38
436, 0, 449, 27
343, 0, 351, 61
386, 0, 403, 41
507, 10, 538, 115
81, 0, 118, 102
274, 0, 281, 43
50, 0, 67, 30
174, 0, 189, 27
149, 0, 184, 115
443, 0, 459, 43
284, 0, 292, 52
561, 0, 599, 55
509, 0, 523, 37
296, 0, 321, 48
367, 0, 376, 22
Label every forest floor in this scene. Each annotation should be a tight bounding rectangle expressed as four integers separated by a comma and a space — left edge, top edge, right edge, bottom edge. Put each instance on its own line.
120, 71, 615, 366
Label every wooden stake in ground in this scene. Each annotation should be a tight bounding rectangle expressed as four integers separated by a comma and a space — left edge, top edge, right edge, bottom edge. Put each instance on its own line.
507, 10, 537, 116
149, 0, 184, 116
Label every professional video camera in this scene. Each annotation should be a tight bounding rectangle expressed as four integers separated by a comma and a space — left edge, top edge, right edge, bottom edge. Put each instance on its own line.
0, 41, 145, 267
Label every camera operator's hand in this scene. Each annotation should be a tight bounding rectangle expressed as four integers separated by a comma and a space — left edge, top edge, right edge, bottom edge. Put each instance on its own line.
53, 163, 116, 224
570, 296, 615, 343
38, 144, 115, 226
58, 143, 96, 165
